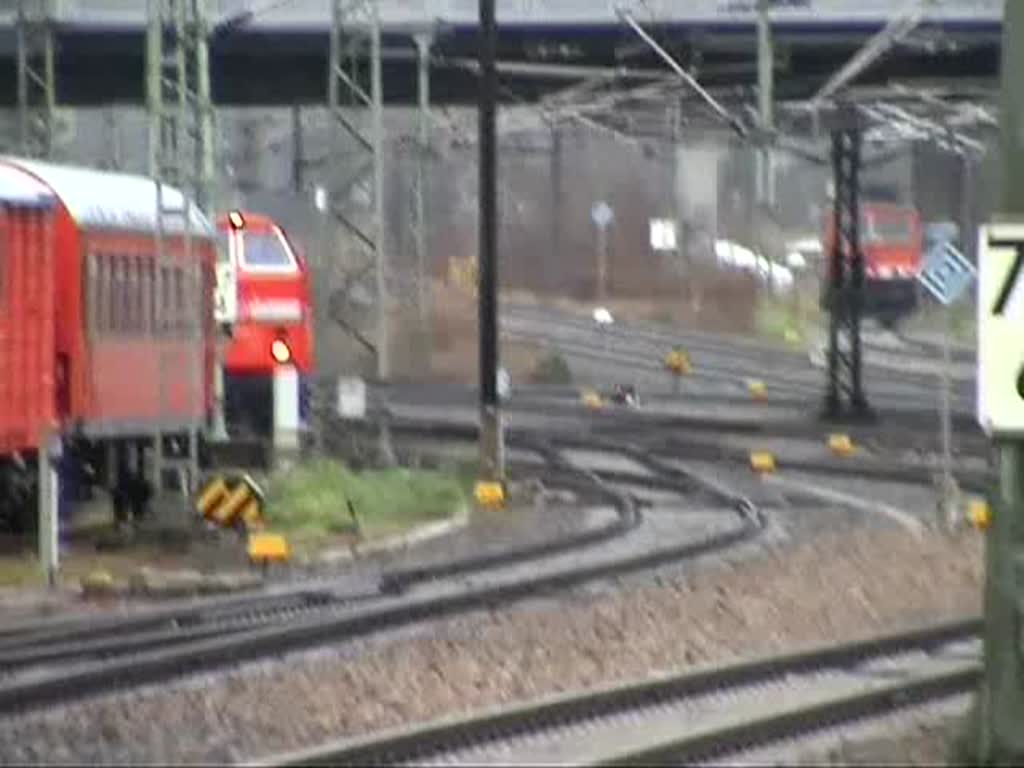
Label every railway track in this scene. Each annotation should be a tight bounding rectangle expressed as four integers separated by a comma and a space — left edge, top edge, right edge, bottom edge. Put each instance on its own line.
2, 343, 984, 723
0, 447, 765, 716
501, 327, 972, 409
502, 305, 975, 394
374, 414, 994, 494
255, 617, 981, 767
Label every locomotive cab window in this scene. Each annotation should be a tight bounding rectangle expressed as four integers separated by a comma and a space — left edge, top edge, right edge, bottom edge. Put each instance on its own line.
240, 228, 297, 274
861, 214, 914, 245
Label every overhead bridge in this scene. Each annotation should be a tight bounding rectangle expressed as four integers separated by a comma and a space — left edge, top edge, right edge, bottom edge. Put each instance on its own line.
0, 0, 1003, 106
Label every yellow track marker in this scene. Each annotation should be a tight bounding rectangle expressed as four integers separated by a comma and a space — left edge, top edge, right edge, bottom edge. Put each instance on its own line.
750, 452, 776, 474
474, 481, 506, 510
581, 389, 604, 409
967, 499, 992, 531
828, 434, 856, 457
248, 533, 291, 564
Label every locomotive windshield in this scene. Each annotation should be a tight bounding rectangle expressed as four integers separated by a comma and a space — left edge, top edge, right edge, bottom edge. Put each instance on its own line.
861, 213, 914, 244
241, 231, 295, 271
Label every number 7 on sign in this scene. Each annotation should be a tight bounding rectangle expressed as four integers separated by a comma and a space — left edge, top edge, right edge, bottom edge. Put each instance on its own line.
989, 238, 1024, 316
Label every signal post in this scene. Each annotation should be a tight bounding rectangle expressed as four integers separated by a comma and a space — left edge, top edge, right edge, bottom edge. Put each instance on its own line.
973, 0, 1024, 761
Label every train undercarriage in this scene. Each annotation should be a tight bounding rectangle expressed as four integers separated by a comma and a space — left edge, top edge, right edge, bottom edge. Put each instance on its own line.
0, 435, 194, 536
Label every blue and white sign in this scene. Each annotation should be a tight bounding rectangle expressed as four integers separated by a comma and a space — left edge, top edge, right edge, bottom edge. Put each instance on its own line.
918, 228, 976, 307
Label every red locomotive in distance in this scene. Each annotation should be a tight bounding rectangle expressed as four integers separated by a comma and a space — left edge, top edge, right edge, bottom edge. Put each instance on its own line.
216, 210, 314, 437
822, 199, 924, 328
0, 157, 217, 533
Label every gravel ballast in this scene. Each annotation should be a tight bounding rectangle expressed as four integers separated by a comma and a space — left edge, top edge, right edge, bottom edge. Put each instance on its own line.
0, 526, 984, 765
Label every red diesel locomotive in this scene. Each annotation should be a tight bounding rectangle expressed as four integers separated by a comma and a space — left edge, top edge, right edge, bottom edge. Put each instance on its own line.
822, 200, 924, 328
216, 210, 314, 437
0, 157, 217, 532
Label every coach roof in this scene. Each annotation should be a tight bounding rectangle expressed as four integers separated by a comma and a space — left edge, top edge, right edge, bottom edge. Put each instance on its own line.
0, 157, 214, 237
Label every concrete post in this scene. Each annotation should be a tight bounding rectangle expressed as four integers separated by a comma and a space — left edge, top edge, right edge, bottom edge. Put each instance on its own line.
38, 432, 60, 587
273, 366, 302, 464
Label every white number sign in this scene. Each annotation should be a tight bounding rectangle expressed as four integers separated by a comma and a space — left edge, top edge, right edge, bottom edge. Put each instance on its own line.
977, 221, 1024, 436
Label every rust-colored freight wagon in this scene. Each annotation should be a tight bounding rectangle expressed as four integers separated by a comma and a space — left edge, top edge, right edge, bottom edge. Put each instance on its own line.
0, 157, 218, 533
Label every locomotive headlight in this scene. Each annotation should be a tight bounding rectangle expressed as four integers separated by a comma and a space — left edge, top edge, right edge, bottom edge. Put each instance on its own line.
270, 338, 292, 365
228, 210, 246, 230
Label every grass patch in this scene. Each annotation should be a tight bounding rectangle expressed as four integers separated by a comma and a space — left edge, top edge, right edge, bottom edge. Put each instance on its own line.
0, 554, 45, 588
264, 459, 466, 551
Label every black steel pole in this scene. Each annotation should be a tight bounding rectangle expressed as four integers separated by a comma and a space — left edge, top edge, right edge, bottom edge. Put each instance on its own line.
478, 0, 504, 480
848, 124, 868, 413
824, 131, 843, 418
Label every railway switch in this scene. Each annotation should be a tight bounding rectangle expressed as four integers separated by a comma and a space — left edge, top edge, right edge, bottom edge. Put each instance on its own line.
474, 481, 506, 510
750, 452, 776, 474
828, 434, 856, 457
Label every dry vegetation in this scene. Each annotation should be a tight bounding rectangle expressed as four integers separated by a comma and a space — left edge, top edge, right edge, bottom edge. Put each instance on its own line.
398, 283, 552, 384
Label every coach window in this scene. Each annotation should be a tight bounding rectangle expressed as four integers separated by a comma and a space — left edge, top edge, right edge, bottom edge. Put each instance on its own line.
98, 253, 112, 334
151, 261, 163, 335
160, 265, 173, 335
115, 255, 128, 333
86, 252, 99, 335
140, 258, 153, 335
118, 255, 130, 333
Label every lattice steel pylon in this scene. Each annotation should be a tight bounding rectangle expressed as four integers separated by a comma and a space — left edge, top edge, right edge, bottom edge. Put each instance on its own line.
146, 0, 215, 495
16, 0, 58, 158
822, 106, 873, 422
319, 0, 392, 463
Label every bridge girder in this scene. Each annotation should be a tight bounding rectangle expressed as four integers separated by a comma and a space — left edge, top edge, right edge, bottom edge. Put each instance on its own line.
0, 27, 1000, 107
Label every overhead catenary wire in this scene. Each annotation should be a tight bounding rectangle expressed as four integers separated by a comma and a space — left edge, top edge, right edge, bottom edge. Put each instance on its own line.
615, 7, 747, 137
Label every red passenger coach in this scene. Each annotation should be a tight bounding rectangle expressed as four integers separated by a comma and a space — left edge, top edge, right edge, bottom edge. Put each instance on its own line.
217, 211, 314, 437
0, 157, 217, 533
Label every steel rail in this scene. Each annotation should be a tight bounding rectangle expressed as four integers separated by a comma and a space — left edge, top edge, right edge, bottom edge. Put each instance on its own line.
0, 452, 764, 710
251, 616, 981, 767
